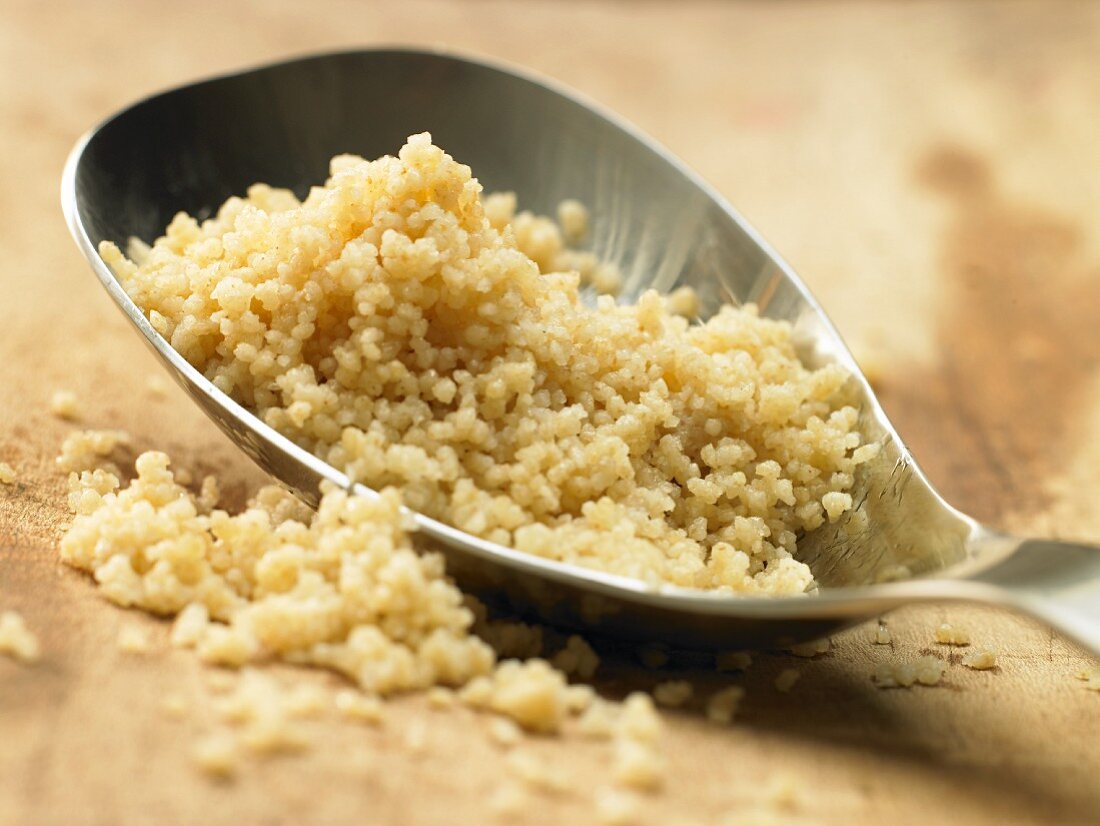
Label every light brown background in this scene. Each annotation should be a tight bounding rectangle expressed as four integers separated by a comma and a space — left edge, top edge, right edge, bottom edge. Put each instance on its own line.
2, 1, 1099, 823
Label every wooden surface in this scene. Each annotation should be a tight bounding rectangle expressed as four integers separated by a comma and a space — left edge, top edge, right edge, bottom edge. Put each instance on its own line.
3, 1, 1100, 823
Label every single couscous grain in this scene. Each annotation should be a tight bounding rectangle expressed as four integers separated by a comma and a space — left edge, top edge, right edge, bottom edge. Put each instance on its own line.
117, 625, 153, 653
595, 786, 641, 826
550, 634, 600, 680
774, 668, 801, 693
962, 649, 998, 671
334, 689, 385, 725
191, 732, 239, 779
50, 390, 79, 419
487, 716, 524, 748
788, 638, 830, 658
611, 692, 664, 791
0, 611, 40, 663
872, 656, 946, 688
716, 651, 753, 672
934, 623, 971, 646
652, 680, 693, 708
705, 686, 745, 724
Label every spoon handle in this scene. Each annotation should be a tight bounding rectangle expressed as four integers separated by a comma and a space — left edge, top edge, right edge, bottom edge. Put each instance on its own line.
970, 538, 1100, 657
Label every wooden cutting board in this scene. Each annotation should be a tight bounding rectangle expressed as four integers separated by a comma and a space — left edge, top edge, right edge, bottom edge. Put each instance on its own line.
2, 1, 1098, 823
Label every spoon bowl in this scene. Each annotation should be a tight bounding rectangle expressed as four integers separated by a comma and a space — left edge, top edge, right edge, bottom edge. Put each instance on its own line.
62, 48, 1100, 652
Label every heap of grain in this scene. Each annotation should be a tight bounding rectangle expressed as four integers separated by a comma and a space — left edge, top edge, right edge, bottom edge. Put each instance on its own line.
101, 133, 875, 595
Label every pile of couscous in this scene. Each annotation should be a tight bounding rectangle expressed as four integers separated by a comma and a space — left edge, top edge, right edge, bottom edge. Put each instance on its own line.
101, 133, 876, 595
59, 449, 666, 792
62, 451, 497, 696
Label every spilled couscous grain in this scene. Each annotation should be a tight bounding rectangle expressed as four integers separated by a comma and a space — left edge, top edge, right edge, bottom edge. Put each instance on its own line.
101, 133, 876, 596
933, 623, 971, 646
61, 451, 496, 696
0, 610, 40, 663
58, 448, 674, 794
705, 686, 745, 724
962, 649, 998, 671
872, 656, 946, 689
774, 668, 801, 693
50, 389, 80, 419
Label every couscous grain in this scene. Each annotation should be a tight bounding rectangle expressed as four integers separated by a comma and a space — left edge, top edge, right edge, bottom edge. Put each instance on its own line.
705, 686, 745, 724
715, 651, 753, 672
872, 656, 946, 689
934, 623, 971, 646
774, 668, 800, 693
653, 680, 693, 708
50, 390, 79, 419
0, 611, 40, 663
116, 625, 153, 653
962, 649, 998, 671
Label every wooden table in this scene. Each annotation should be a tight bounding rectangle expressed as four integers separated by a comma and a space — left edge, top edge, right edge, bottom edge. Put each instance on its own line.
2, 1, 1098, 823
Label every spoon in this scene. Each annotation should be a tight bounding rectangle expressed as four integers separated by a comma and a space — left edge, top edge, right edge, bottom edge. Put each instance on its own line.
61, 48, 1100, 653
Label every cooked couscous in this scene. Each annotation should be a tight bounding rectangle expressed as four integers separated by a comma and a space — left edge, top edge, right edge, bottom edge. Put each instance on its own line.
116, 625, 153, 653
774, 668, 801, 693
962, 649, 998, 671
0, 610, 40, 663
61, 451, 496, 695
652, 680, 694, 707
101, 133, 875, 596
705, 686, 745, 724
933, 623, 971, 646
788, 637, 830, 658
50, 389, 79, 419
58, 449, 672, 792
715, 651, 753, 672
56, 428, 129, 474
872, 656, 946, 688
610, 692, 665, 790
60, 134, 884, 800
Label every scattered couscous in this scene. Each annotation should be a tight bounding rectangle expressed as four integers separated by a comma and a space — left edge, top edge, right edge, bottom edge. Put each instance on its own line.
62, 451, 495, 695
57, 448, 666, 791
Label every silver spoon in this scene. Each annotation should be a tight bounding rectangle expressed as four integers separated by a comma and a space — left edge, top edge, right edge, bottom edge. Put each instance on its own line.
61, 48, 1100, 654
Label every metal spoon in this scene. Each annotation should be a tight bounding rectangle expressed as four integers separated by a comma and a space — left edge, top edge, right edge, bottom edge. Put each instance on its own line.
62, 48, 1100, 653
